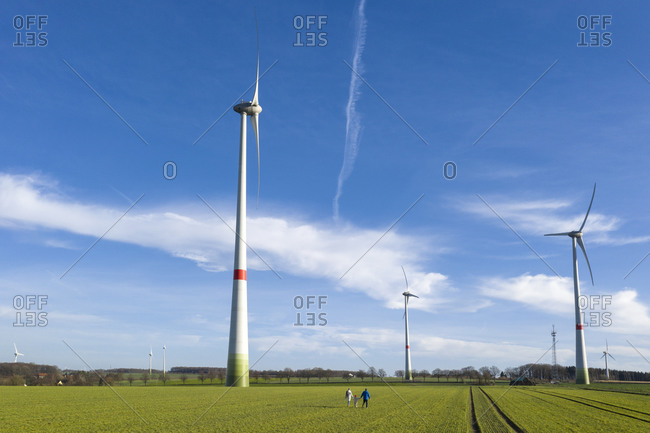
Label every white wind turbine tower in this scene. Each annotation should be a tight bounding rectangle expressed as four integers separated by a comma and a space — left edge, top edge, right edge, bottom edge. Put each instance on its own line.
226, 16, 263, 387
149, 347, 153, 376
601, 340, 615, 380
13, 343, 24, 363
401, 266, 419, 382
545, 183, 596, 385
163, 345, 166, 379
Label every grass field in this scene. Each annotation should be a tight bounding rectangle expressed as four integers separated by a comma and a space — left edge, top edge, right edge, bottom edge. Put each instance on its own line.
1, 383, 649, 432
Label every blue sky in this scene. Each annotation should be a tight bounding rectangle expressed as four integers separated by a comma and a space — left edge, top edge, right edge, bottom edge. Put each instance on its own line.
2, 0, 650, 376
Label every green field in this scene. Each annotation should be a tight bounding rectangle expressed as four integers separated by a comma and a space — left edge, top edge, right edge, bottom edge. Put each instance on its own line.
1, 383, 649, 432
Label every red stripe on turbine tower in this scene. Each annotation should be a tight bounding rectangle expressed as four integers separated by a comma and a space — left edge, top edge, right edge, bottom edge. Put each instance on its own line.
406, 345, 410, 349
234, 269, 247, 281
576, 324, 583, 330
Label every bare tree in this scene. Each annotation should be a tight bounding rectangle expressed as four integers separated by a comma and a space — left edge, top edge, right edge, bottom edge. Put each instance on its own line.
180, 374, 187, 384
208, 369, 216, 384
283, 368, 293, 383
394, 370, 404, 379
368, 367, 377, 382
250, 370, 260, 383
127, 375, 134, 386
356, 369, 366, 382
420, 369, 429, 382
461, 366, 476, 383
198, 374, 206, 384
478, 366, 492, 385
141, 373, 149, 386
378, 368, 387, 380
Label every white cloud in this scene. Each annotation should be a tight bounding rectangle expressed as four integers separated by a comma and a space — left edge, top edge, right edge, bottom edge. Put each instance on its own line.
479, 273, 574, 314
458, 194, 631, 244
478, 274, 650, 336
254, 325, 560, 370
607, 289, 650, 335
0, 172, 453, 312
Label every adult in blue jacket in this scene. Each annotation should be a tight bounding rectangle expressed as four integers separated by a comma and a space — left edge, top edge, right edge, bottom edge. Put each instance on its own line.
361, 388, 370, 408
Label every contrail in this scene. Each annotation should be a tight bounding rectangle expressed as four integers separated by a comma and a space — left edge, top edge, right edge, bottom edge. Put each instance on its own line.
333, 0, 367, 221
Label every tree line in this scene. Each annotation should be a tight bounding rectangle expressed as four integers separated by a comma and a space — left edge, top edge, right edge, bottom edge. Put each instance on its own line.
2, 362, 648, 385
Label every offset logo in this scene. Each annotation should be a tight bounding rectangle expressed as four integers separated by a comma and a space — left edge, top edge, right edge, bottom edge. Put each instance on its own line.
293, 295, 327, 326
13, 15, 48, 47
579, 295, 612, 327
13, 295, 48, 327
577, 15, 612, 47
443, 161, 457, 180
163, 161, 177, 180
293, 15, 328, 47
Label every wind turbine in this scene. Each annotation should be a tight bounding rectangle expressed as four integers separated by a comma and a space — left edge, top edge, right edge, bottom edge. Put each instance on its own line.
545, 183, 596, 385
601, 340, 615, 380
13, 343, 24, 363
149, 347, 153, 376
163, 345, 166, 379
226, 15, 263, 388
401, 266, 418, 382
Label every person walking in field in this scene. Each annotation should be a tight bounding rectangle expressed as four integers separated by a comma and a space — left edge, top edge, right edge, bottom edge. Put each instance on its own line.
353, 395, 358, 408
361, 388, 370, 408
345, 388, 353, 407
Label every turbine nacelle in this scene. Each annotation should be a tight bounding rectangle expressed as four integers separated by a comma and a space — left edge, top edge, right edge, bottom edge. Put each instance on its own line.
233, 101, 262, 116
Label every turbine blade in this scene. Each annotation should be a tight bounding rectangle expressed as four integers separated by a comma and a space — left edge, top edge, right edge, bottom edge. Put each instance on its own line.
252, 11, 260, 106
14, 343, 17, 352
601, 353, 605, 359
579, 183, 596, 232
250, 113, 260, 207
609, 354, 615, 360
401, 265, 408, 289
576, 237, 594, 285
544, 232, 571, 236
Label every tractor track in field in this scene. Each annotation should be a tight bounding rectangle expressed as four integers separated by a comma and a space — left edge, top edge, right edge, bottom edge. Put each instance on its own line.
582, 387, 650, 397
477, 387, 525, 433
469, 387, 481, 433
525, 389, 650, 424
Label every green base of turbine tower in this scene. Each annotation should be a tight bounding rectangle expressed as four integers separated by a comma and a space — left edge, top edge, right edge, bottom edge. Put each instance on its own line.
225, 353, 249, 387
575, 368, 589, 385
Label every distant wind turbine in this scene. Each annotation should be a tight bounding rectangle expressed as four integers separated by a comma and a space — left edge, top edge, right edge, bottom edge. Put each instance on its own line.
545, 183, 596, 385
401, 266, 418, 382
226, 15, 263, 388
149, 347, 153, 376
601, 340, 615, 380
13, 343, 24, 363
